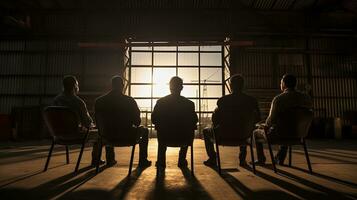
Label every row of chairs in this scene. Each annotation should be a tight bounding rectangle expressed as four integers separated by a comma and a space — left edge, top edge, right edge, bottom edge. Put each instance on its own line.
43, 106, 313, 176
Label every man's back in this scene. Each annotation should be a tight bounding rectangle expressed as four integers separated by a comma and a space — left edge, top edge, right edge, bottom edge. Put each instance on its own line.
266, 89, 312, 126
213, 92, 261, 127
152, 94, 197, 133
95, 91, 141, 130
53, 93, 92, 128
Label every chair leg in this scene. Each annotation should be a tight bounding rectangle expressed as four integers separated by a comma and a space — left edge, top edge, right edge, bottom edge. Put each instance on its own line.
128, 144, 136, 176
302, 139, 313, 174
215, 141, 222, 175
267, 139, 277, 173
249, 136, 256, 174
191, 144, 194, 176
288, 145, 292, 167
96, 138, 103, 174
66, 146, 70, 164
75, 138, 86, 173
44, 140, 55, 171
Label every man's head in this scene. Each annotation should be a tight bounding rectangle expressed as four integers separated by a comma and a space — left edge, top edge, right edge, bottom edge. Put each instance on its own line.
169, 76, 183, 95
281, 74, 297, 91
63, 75, 79, 94
229, 74, 244, 93
111, 75, 124, 92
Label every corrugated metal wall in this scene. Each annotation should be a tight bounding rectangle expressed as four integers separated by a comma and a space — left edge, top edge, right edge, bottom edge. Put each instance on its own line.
0, 39, 124, 114
310, 37, 357, 118
230, 37, 356, 120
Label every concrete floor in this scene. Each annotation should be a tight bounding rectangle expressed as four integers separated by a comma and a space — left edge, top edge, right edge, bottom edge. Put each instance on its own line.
0, 139, 356, 200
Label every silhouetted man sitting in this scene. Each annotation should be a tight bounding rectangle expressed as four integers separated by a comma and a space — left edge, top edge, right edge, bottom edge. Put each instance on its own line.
255, 74, 313, 165
152, 76, 198, 169
53, 75, 103, 166
95, 76, 151, 167
202, 74, 261, 167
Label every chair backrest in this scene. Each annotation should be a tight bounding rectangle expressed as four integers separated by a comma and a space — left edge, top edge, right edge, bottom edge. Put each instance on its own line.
215, 108, 255, 146
43, 106, 80, 140
155, 114, 196, 147
274, 107, 313, 139
95, 112, 138, 146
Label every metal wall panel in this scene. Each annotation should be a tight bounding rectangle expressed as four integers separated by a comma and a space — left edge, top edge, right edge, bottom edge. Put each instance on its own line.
230, 37, 356, 120
0, 39, 125, 114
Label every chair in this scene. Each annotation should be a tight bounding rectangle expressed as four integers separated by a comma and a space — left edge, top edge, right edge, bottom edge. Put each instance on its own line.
95, 112, 142, 176
43, 106, 89, 173
265, 107, 313, 173
213, 109, 256, 175
156, 128, 195, 175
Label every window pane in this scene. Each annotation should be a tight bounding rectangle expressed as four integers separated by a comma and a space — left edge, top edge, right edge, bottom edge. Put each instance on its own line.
131, 85, 151, 97
131, 46, 152, 51
131, 67, 152, 83
153, 68, 176, 84
178, 68, 198, 83
201, 113, 213, 128
178, 53, 198, 66
153, 84, 170, 98
201, 85, 222, 98
200, 68, 222, 82
182, 85, 199, 98
200, 53, 222, 66
140, 111, 151, 126
189, 99, 199, 111
154, 53, 176, 66
200, 46, 221, 51
178, 46, 199, 51
200, 99, 218, 112
135, 99, 152, 111
154, 46, 176, 51
131, 52, 152, 65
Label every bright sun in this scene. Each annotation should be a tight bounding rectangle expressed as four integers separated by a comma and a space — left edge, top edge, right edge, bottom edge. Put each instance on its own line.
152, 68, 176, 97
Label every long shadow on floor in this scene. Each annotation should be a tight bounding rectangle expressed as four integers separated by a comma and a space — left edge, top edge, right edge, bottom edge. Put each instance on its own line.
0, 165, 95, 199
146, 167, 214, 200
220, 169, 301, 200
59, 166, 147, 200
288, 165, 357, 187
0, 163, 67, 188
254, 165, 356, 200
276, 167, 357, 199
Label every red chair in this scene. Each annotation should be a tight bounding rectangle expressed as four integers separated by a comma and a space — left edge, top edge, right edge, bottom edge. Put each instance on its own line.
43, 106, 89, 172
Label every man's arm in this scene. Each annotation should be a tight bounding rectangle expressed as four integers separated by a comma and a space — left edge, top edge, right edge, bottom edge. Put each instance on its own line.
212, 99, 221, 127
151, 100, 160, 125
265, 97, 278, 127
132, 99, 141, 126
79, 100, 93, 128
190, 102, 198, 129
212, 107, 220, 127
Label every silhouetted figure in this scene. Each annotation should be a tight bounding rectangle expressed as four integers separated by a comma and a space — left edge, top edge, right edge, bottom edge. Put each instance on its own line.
53, 75, 102, 166
95, 76, 151, 167
256, 74, 313, 165
202, 74, 261, 167
152, 76, 198, 168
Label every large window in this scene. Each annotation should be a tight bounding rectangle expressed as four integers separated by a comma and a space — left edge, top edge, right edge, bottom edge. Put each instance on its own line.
126, 42, 225, 136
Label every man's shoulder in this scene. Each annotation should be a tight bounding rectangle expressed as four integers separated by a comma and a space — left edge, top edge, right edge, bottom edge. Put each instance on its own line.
73, 95, 87, 106
96, 92, 134, 104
